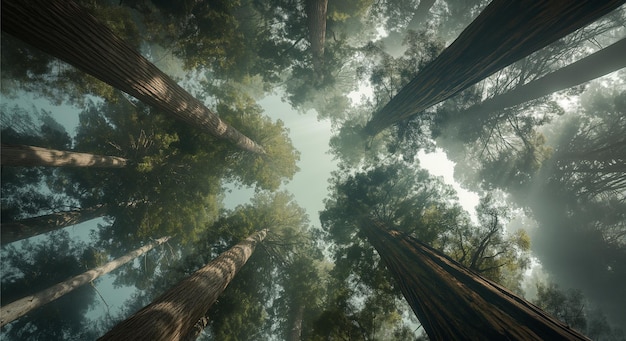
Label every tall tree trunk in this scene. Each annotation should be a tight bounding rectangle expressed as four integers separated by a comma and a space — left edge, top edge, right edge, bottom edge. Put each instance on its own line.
98, 229, 268, 341
1, 204, 109, 245
0, 236, 170, 327
305, 0, 328, 79
363, 0, 625, 136
1, 144, 128, 167
361, 219, 590, 340
1, 0, 265, 154
462, 38, 626, 120
288, 304, 305, 341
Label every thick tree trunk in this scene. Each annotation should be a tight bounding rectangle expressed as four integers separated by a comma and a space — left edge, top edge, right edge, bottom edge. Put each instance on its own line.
98, 229, 268, 341
462, 38, 626, 120
1, 0, 265, 154
1, 144, 128, 167
0, 236, 170, 327
1, 204, 109, 245
361, 219, 590, 340
305, 0, 328, 77
364, 0, 625, 136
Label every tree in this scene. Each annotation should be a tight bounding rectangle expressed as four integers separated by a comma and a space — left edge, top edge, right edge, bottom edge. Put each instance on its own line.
1, 204, 108, 246
1, 0, 265, 153
305, 0, 329, 77
0, 236, 170, 328
1, 144, 128, 168
360, 218, 590, 340
533, 282, 625, 340
363, 0, 625, 136
458, 38, 626, 122
98, 230, 267, 341
0, 232, 98, 340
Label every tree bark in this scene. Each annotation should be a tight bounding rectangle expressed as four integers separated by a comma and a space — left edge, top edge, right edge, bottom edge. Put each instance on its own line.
0, 236, 171, 327
1, 144, 128, 167
364, 0, 625, 136
1, 204, 109, 245
1, 0, 265, 154
361, 218, 591, 340
98, 229, 268, 341
305, 0, 328, 77
461, 37, 626, 120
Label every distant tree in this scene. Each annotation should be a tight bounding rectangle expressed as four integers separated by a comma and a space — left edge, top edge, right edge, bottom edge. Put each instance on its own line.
457, 38, 626, 126
1, 144, 128, 168
305, 0, 329, 78
1, 204, 108, 246
364, 0, 624, 136
0, 236, 170, 328
361, 218, 589, 340
533, 282, 626, 340
98, 230, 267, 341
1, 0, 265, 153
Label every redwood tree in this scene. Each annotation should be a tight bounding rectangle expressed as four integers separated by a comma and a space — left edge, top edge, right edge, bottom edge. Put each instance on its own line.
0, 236, 170, 327
98, 229, 268, 341
1, 204, 109, 245
364, 0, 625, 136
361, 218, 590, 340
1, 144, 128, 168
1, 0, 265, 154
461, 37, 626, 120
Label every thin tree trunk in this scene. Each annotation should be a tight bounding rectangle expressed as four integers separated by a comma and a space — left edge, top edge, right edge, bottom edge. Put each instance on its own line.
0, 236, 170, 327
462, 38, 626, 120
98, 229, 268, 341
0, 204, 109, 246
1, 0, 265, 154
361, 218, 590, 340
288, 304, 305, 341
364, 0, 624, 136
1, 144, 128, 167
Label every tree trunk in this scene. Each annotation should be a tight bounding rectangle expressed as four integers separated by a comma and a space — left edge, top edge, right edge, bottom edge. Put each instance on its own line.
1, 204, 109, 245
361, 219, 590, 340
305, 0, 328, 78
1, 0, 265, 154
363, 0, 625, 136
288, 304, 305, 341
1, 144, 128, 167
0, 236, 170, 327
462, 37, 626, 120
98, 229, 268, 341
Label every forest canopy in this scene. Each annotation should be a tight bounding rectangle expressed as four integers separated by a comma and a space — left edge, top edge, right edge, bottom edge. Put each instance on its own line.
1, 0, 625, 340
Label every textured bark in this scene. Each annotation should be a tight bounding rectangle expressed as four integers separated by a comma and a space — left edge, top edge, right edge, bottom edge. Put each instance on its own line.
361, 219, 591, 340
98, 230, 268, 341
1, 204, 109, 245
364, 0, 625, 136
305, 0, 328, 76
462, 37, 626, 119
0, 236, 170, 327
1, 144, 128, 167
1, 0, 265, 154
